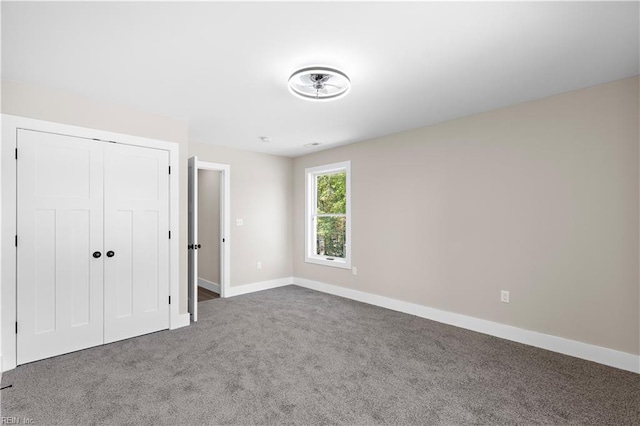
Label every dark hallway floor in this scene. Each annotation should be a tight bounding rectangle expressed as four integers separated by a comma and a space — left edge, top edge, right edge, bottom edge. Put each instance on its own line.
198, 286, 219, 302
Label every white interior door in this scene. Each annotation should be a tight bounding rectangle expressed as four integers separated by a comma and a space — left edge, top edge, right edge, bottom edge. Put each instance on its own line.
17, 130, 105, 364
103, 143, 170, 343
188, 156, 198, 321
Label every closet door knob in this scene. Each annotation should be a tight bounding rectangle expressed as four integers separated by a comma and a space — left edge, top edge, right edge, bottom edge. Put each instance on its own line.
92, 251, 102, 258
106, 251, 115, 258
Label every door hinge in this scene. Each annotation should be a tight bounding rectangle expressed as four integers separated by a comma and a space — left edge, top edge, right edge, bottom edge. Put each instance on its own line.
169, 231, 171, 239
15, 322, 18, 334
169, 296, 171, 305
168, 166, 171, 175
15, 235, 17, 247
15, 148, 18, 160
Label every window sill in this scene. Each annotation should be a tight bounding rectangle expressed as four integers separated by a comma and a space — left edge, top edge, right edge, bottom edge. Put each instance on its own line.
305, 256, 351, 270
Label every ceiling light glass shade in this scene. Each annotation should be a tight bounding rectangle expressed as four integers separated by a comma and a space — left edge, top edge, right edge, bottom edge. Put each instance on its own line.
288, 67, 351, 101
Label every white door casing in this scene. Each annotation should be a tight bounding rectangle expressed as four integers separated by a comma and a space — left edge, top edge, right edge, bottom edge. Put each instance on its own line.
103, 143, 170, 343
16, 130, 105, 364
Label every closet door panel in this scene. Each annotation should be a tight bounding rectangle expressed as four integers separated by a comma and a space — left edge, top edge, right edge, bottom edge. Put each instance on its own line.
103, 143, 170, 343
114, 210, 134, 318
16, 130, 104, 365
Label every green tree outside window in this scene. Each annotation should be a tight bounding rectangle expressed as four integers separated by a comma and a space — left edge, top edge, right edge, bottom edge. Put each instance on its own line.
315, 172, 346, 258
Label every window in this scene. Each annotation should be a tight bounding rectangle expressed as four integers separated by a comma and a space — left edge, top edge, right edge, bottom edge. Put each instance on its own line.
305, 161, 351, 269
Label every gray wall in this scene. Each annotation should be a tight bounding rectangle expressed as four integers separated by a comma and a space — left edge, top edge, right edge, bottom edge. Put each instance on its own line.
293, 76, 640, 355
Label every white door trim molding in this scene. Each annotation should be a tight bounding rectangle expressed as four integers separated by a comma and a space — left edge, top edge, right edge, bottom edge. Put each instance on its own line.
293, 277, 640, 374
1, 114, 182, 372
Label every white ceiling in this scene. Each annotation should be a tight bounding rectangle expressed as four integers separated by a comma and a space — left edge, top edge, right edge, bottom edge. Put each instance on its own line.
2, 2, 639, 157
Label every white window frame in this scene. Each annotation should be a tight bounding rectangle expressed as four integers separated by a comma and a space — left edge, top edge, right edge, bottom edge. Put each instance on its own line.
305, 161, 351, 269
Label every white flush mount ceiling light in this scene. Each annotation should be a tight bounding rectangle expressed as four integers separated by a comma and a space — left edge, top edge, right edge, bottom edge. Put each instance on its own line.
288, 66, 351, 101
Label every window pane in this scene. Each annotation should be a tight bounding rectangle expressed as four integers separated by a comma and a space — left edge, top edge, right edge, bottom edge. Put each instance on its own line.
316, 172, 346, 214
316, 216, 346, 258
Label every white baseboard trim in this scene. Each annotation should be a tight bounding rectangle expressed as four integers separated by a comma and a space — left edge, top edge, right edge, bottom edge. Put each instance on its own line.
170, 313, 191, 330
198, 278, 220, 294
225, 277, 294, 298
293, 277, 640, 374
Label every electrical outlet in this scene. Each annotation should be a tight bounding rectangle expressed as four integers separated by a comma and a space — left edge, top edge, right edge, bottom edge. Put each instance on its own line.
501, 290, 510, 303
236, 219, 243, 226
257, 261, 262, 270
352, 267, 357, 276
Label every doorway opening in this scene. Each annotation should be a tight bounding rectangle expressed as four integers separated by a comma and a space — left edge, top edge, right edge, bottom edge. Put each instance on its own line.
197, 169, 222, 302
188, 157, 230, 322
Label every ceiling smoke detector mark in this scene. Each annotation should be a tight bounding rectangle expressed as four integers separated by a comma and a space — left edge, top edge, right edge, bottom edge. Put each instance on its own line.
288, 66, 351, 101
304, 142, 322, 148
259, 136, 271, 143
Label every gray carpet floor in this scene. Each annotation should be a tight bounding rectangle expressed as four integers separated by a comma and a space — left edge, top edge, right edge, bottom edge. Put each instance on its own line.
1, 285, 638, 425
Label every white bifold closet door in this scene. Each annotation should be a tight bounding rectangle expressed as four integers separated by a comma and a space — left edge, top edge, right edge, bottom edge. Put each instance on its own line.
16, 129, 169, 365
103, 143, 169, 344
16, 130, 104, 364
